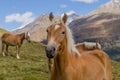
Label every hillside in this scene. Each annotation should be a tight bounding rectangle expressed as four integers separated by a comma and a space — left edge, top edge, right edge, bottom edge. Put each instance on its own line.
0, 42, 48, 80
69, 0, 120, 43
12, 0, 120, 61
13, 12, 79, 42
0, 28, 11, 37
0, 42, 120, 80
69, 13, 120, 43
90, 0, 120, 15
69, 0, 120, 60
13, 14, 51, 42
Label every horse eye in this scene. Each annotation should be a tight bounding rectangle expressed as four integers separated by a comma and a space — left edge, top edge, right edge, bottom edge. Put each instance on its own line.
46, 29, 49, 33
61, 31, 65, 34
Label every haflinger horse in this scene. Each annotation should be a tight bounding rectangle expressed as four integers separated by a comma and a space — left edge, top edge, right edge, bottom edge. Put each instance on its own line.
0, 32, 31, 59
48, 42, 102, 73
45, 12, 112, 80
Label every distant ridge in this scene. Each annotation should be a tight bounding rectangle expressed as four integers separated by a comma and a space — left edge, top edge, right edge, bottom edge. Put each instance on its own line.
0, 28, 11, 37
13, 12, 79, 42
13, 14, 51, 42
90, 0, 120, 15
69, 0, 120, 60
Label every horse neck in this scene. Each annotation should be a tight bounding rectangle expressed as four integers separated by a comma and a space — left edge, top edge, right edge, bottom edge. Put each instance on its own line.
54, 37, 70, 73
19, 33, 25, 41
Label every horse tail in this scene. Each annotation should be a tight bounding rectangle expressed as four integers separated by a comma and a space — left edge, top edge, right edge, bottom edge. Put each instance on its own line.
0, 37, 2, 54
104, 53, 112, 80
83, 42, 101, 50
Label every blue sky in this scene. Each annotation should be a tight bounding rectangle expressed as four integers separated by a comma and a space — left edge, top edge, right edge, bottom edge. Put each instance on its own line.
0, 0, 109, 31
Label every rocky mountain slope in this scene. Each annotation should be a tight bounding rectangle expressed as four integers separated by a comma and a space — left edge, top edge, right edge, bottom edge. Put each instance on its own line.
69, 0, 120, 60
90, 0, 120, 15
69, 0, 120, 45
13, 12, 78, 42
13, 0, 120, 43
13, 14, 51, 42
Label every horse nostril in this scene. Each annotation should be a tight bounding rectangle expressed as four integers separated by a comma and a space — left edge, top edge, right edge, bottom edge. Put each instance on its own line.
45, 47, 49, 52
53, 47, 56, 51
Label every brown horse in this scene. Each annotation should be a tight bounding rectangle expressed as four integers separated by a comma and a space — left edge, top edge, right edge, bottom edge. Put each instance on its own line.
1, 32, 31, 59
48, 42, 102, 73
45, 12, 112, 80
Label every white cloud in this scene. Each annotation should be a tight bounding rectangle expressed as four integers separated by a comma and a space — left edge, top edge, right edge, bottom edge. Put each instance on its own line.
60, 4, 67, 8
71, 0, 98, 3
5, 12, 35, 28
66, 10, 76, 16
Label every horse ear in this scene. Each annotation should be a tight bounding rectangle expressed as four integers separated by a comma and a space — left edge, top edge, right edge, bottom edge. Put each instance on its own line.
49, 12, 54, 21
62, 13, 67, 24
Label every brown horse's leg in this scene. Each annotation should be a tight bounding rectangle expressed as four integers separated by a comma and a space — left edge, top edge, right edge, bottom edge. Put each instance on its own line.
2, 43, 5, 56
48, 58, 54, 73
16, 45, 20, 59
6, 45, 10, 56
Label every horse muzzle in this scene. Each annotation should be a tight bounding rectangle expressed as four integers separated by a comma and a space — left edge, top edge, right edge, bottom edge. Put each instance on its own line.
28, 40, 31, 43
45, 46, 56, 58
45, 41, 57, 58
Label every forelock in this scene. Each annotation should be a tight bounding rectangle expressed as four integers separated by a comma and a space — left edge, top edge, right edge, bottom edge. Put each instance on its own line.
54, 24, 60, 30
51, 16, 64, 25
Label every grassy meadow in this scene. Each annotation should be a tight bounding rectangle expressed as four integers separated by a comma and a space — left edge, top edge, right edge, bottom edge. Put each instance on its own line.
0, 42, 119, 80
0, 42, 49, 80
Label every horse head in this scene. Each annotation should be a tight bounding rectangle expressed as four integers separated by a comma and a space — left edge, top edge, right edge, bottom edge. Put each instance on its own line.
25, 32, 31, 43
45, 12, 69, 58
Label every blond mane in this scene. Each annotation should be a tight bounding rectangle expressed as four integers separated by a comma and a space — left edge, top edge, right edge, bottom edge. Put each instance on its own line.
52, 17, 80, 55
66, 26, 80, 55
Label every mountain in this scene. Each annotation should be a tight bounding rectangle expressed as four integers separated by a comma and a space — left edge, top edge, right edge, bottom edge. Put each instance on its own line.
13, 14, 51, 42
12, 0, 120, 43
90, 0, 120, 15
69, 0, 120, 43
69, 0, 120, 60
13, 12, 79, 42
70, 13, 120, 42
66, 11, 79, 24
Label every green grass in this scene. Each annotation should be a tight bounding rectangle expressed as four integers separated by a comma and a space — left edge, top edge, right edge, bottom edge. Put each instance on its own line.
0, 42, 120, 80
0, 42, 49, 80
112, 61, 120, 80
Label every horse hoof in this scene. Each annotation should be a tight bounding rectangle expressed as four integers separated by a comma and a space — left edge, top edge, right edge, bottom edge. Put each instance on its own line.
16, 56, 20, 59
17, 57, 20, 59
2, 52, 6, 56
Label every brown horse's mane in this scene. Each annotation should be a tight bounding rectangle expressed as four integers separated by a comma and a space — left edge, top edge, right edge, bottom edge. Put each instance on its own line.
18, 32, 25, 38
17, 32, 25, 36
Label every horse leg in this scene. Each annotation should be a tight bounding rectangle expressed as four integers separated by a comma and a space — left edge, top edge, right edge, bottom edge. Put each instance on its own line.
2, 43, 5, 56
6, 45, 10, 56
48, 58, 54, 73
16, 45, 20, 59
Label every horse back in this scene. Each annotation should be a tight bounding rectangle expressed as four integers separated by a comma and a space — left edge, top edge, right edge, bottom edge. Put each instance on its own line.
1, 33, 19, 46
75, 43, 112, 80
76, 43, 100, 53
76, 42, 111, 67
